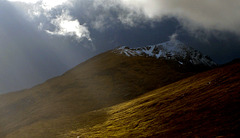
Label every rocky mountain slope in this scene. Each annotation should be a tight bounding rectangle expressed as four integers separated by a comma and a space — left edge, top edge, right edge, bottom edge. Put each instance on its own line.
0, 41, 211, 137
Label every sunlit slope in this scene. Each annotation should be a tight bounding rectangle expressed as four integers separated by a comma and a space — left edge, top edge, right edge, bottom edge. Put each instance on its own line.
0, 51, 198, 137
66, 62, 240, 137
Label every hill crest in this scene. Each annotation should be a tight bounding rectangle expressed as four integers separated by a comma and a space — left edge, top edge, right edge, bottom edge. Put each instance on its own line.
0, 46, 202, 137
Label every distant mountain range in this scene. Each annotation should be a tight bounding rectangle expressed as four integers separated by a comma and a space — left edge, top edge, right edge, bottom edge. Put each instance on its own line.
0, 41, 239, 137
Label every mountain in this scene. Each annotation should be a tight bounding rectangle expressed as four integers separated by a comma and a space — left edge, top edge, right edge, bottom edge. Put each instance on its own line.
0, 41, 216, 137
65, 61, 240, 138
114, 40, 217, 68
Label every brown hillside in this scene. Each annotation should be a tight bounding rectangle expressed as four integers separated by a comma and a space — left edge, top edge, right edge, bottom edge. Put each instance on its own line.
0, 51, 197, 137
65, 62, 240, 137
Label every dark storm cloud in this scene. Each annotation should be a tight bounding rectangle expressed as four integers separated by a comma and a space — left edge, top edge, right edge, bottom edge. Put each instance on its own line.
7, 0, 240, 62
86, 0, 240, 64
107, 0, 240, 35
8, 0, 240, 36
65, 0, 240, 43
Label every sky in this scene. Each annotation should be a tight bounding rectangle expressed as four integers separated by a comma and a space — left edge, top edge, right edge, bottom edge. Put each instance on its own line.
0, 0, 240, 93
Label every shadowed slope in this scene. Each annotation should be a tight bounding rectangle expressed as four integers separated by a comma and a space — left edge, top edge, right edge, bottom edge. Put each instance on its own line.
0, 50, 200, 137
66, 62, 240, 137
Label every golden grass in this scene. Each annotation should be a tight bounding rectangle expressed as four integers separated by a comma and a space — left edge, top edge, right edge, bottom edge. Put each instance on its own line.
64, 63, 240, 137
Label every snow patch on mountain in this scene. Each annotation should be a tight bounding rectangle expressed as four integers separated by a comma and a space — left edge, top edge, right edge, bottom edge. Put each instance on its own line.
113, 40, 217, 67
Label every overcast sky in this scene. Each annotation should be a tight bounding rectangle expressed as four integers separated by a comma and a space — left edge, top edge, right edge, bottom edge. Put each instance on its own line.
0, 0, 240, 93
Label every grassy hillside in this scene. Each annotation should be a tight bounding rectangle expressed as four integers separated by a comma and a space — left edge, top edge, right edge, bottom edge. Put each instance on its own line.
0, 51, 197, 137
65, 62, 240, 137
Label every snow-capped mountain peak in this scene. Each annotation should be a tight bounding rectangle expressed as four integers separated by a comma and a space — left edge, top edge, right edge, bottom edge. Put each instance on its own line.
113, 40, 217, 67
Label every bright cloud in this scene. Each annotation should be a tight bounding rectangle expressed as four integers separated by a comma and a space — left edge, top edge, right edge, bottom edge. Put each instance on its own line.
8, 0, 39, 3
46, 11, 91, 42
8, 0, 70, 10
41, 0, 71, 10
8, 0, 93, 47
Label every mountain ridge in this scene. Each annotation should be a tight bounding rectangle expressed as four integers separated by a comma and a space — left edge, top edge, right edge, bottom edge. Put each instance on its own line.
0, 40, 229, 137
0, 43, 204, 137
113, 40, 217, 67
